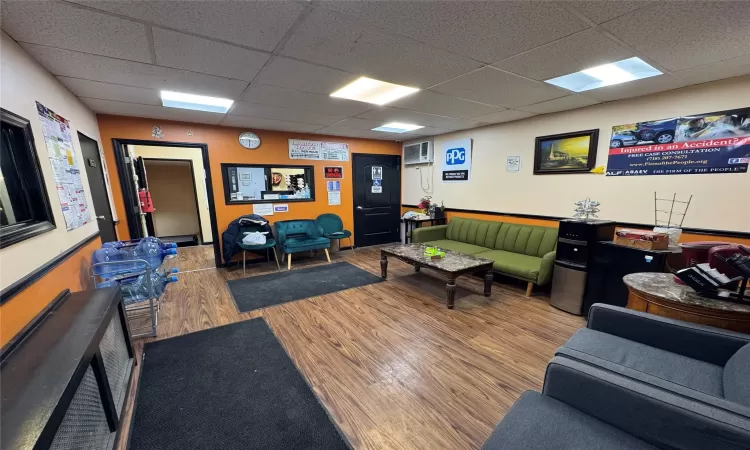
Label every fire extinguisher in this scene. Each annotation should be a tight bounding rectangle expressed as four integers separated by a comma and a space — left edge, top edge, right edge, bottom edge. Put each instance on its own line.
138, 189, 154, 213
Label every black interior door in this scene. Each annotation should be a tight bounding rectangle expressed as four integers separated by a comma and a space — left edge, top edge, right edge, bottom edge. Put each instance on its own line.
78, 133, 117, 243
353, 154, 401, 247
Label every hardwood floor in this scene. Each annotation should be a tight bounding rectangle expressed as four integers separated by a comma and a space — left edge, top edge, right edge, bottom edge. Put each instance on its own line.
117, 245, 584, 450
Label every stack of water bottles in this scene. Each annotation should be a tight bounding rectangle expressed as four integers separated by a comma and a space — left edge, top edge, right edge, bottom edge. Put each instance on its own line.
92, 237, 179, 305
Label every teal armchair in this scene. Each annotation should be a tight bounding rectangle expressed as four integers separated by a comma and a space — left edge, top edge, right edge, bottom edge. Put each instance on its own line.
237, 222, 280, 275
316, 213, 354, 251
274, 219, 331, 270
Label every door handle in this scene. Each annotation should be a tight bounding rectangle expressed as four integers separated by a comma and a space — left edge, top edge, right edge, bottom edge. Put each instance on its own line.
96, 215, 106, 220
356, 206, 363, 210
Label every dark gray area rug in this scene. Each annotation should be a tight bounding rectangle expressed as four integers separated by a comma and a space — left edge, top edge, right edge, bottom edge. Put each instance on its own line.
129, 318, 350, 450
228, 261, 382, 313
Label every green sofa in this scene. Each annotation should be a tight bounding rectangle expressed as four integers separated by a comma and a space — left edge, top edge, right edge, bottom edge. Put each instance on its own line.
411, 217, 558, 296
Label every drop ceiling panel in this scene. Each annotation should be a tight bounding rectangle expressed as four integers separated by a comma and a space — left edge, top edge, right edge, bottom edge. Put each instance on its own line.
494, 29, 633, 81
69, 0, 306, 51
315, 118, 391, 139
470, 109, 537, 124
280, 8, 483, 87
432, 68, 568, 108
388, 90, 504, 119
81, 98, 226, 125
560, 1, 648, 23
674, 56, 750, 85
1, 1, 151, 63
221, 115, 322, 133
356, 108, 479, 131
318, 1, 588, 63
152, 28, 270, 81
242, 84, 371, 116
518, 95, 600, 114
58, 78, 161, 105
252, 57, 358, 95
230, 102, 346, 126
602, 2, 750, 72
582, 74, 687, 102
22, 44, 249, 99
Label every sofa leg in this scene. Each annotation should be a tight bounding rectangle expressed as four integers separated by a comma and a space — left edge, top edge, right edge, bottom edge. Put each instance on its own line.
324, 248, 331, 263
287, 253, 292, 271
526, 282, 534, 297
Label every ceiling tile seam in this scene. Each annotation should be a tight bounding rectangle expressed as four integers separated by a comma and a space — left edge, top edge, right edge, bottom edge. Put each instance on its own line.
59, 0, 276, 56
55, 75, 163, 93
219, 5, 314, 125
144, 24, 157, 65
489, 26, 600, 65
468, 108, 531, 120
308, 2, 591, 68
19, 41, 254, 85
225, 112, 330, 128
554, 1, 680, 81
355, 106, 479, 123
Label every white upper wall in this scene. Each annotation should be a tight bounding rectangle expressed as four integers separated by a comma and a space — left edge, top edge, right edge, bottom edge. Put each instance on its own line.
1, 31, 102, 289
403, 76, 750, 233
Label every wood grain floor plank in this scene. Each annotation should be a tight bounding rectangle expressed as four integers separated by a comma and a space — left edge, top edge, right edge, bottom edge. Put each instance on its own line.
115, 245, 584, 450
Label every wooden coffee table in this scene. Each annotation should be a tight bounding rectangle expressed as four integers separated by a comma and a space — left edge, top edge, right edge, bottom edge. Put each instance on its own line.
380, 243, 494, 309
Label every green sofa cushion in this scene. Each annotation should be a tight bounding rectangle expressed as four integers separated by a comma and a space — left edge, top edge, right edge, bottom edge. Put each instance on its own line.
423, 240, 491, 255
445, 217, 503, 249
476, 250, 542, 281
445, 217, 557, 257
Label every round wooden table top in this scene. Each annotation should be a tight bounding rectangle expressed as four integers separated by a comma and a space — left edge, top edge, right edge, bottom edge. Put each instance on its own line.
623, 272, 750, 313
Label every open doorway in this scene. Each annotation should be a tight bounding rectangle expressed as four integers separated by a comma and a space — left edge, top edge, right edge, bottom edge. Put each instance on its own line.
112, 139, 221, 269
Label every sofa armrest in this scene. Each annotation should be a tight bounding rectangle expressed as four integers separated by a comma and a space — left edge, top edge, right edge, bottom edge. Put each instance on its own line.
543, 357, 750, 449
588, 304, 750, 366
411, 224, 447, 243
536, 251, 556, 286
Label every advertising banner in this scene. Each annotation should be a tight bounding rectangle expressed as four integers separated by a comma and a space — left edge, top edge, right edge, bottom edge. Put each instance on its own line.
606, 107, 750, 176
440, 138, 472, 182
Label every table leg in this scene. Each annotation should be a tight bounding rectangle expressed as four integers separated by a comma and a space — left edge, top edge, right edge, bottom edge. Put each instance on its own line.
446, 278, 456, 309
380, 253, 388, 279
483, 270, 493, 296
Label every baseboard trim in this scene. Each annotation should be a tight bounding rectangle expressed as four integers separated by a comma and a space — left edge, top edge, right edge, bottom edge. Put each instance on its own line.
401, 205, 750, 241
0, 231, 100, 305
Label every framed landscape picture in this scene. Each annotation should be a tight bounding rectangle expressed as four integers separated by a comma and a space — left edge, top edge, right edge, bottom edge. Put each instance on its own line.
533, 129, 599, 174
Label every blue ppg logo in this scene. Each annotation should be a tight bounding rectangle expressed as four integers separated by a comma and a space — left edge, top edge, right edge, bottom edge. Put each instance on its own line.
446, 148, 466, 165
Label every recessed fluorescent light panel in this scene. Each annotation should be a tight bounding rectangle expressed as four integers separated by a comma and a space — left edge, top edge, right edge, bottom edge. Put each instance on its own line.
544, 57, 662, 92
160, 90, 234, 113
371, 122, 424, 133
330, 77, 419, 105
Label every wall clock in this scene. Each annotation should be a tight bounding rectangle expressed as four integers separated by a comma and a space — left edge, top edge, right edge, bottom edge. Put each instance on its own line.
239, 131, 261, 149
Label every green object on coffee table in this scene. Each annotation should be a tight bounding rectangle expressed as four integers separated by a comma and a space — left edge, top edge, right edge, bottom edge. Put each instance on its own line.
424, 247, 445, 258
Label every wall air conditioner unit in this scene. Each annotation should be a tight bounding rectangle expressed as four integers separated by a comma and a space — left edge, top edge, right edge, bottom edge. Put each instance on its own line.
403, 141, 433, 165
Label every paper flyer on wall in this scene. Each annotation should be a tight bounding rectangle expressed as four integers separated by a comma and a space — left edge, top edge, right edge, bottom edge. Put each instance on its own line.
289, 139, 349, 161
36, 102, 91, 230
606, 107, 750, 176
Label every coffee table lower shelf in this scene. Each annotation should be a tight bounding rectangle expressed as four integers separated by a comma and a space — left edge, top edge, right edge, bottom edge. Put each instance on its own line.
380, 246, 494, 309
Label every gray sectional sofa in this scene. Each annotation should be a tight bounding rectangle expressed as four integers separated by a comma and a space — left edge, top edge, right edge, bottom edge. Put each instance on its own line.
483, 304, 750, 449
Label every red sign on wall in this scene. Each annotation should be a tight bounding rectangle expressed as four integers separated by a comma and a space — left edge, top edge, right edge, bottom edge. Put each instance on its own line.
324, 166, 344, 179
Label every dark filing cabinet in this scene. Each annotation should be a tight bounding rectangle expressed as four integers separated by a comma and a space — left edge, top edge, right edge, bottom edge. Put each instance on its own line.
550, 219, 616, 315
582, 242, 682, 317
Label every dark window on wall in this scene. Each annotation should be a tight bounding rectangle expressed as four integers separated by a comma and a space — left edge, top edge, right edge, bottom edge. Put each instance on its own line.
0, 108, 56, 248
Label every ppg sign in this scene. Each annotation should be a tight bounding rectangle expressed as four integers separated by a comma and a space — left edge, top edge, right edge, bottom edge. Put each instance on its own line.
445, 147, 466, 165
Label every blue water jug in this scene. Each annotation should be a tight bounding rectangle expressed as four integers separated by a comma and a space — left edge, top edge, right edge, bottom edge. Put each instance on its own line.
97, 271, 178, 304
103, 237, 177, 250
119, 240, 177, 270
92, 247, 142, 276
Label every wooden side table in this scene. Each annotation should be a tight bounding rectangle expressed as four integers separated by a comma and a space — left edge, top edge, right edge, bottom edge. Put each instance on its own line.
624, 272, 750, 333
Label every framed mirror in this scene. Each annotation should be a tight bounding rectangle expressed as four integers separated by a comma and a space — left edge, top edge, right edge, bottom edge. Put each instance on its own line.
221, 163, 315, 204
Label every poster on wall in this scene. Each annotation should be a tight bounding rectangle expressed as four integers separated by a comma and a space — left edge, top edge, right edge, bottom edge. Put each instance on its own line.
606, 107, 750, 176
440, 138, 472, 182
36, 102, 91, 230
289, 139, 349, 161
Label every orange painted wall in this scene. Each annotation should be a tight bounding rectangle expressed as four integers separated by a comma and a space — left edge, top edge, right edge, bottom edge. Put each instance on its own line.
441, 210, 750, 245
96, 115, 401, 253
0, 237, 101, 347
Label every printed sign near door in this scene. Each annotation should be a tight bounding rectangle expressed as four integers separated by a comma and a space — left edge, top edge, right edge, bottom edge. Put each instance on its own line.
606, 107, 750, 176
440, 138, 472, 182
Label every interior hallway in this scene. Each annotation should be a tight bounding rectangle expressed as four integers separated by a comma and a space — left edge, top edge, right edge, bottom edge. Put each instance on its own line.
118, 245, 584, 450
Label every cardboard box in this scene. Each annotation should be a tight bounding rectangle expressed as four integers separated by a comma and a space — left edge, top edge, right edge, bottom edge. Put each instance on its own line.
614, 234, 669, 250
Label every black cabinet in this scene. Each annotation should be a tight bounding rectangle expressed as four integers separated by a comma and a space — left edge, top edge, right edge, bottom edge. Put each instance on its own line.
582, 242, 681, 317
1, 288, 134, 450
